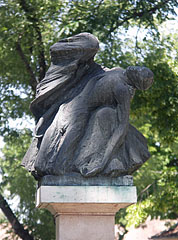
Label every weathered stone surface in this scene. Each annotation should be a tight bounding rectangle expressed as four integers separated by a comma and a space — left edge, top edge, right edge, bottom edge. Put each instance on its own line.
22, 32, 154, 180
38, 174, 133, 187
36, 185, 137, 210
55, 215, 115, 240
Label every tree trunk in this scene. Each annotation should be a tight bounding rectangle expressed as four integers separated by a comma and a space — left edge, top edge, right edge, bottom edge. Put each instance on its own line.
0, 193, 34, 240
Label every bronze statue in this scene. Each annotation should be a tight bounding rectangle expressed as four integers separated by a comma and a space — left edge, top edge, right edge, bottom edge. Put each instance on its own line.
22, 33, 153, 179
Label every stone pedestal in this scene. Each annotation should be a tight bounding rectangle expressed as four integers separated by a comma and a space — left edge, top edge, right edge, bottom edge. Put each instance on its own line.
55, 214, 115, 240
36, 177, 137, 240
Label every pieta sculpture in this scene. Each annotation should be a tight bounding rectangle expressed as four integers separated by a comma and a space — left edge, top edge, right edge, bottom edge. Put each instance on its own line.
22, 33, 153, 179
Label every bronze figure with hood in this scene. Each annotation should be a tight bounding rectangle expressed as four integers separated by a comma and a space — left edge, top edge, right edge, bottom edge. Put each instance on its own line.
22, 33, 153, 179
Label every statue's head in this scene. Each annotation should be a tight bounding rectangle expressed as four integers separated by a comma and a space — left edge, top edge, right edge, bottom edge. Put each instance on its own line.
50, 32, 99, 64
125, 66, 154, 90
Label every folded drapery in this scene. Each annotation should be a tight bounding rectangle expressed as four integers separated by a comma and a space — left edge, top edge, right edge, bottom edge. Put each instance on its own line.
22, 33, 153, 179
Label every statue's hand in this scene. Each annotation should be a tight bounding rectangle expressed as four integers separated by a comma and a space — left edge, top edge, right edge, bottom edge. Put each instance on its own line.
80, 164, 103, 177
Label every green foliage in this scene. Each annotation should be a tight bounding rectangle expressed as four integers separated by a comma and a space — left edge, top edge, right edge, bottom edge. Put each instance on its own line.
116, 28, 178, 231
131, 37, 178, 142
59, 0, 177, 38
0, 130, 55, 239
0, 0, 64, 131
0, 0, 178, 239
126, 165, 178, 228
0, 210, 6, 223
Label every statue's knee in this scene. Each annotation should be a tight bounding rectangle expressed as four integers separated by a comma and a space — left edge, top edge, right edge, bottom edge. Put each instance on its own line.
96, 107, 115, 121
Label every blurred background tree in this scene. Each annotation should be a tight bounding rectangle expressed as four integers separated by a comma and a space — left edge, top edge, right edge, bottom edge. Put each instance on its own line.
0, 0, 178, 239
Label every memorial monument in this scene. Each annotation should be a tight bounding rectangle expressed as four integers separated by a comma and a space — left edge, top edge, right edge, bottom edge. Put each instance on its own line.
22, 32, 153, 240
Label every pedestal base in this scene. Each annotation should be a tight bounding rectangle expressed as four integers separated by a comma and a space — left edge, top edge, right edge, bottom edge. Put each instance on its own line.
36, 185, 137, 240
56, 214, 115, 240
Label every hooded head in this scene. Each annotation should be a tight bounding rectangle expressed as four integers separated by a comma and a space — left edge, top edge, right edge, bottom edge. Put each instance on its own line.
50, 32, 99, 64
31, 33, 100, 119
125, 66, 154, 90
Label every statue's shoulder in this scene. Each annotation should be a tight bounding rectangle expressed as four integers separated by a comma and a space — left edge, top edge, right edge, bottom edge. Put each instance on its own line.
103, 66, 125, 76
99, 66, 126, 84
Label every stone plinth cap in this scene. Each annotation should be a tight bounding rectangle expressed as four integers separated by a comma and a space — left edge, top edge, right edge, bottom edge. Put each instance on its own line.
36, 185, 137, 215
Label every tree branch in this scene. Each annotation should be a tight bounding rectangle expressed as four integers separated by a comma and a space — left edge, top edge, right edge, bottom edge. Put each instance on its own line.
0, 193, 34, 240
16, 42, 37, 92
18, 0, 46, 82
35, 25, 46, 81
107, 0, 172, 37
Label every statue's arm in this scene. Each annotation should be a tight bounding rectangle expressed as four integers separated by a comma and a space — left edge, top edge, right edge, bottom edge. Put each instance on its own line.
102, 84, 130, 161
